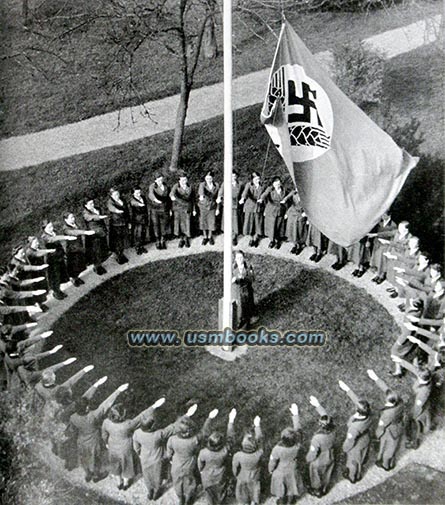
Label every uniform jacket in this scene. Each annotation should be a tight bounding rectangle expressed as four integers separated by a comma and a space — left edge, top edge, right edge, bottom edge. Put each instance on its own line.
107, 197, 129, 226
241, 183, 264, 214
232, 426, 263, 483
166, 418, 212, 479
133, 421, 177, 468
83, 206, 107, 237
170, 183, 195, 213
423, 293, 445, 320
306, 430, 335, 465
130, 195, 148, 224
63, 223, 84, 254
198, 182, 220, 211
285, 192, 305, 219
342, 414, 372, 453
148, 183, 170, 211
376, 402, 404, 440
217, 181, 244, 210
412, 380, 432, 420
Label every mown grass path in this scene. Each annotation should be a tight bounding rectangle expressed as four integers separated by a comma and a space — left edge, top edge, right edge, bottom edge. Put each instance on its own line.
0, 15, 441, 172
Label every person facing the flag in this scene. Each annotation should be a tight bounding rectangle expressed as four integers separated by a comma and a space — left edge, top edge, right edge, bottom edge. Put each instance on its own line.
282, 189, 307, 255
83, 199, 109, 276
260, 20, 417, 248
62, 212, 95, 286
148, 173, 171, 250
130, 188, 149, 255
170, 171, 196, 248
198, 171, 220, 246
217, 170, 244, 246
107, 188, 130, 264
259, 176, 288, 250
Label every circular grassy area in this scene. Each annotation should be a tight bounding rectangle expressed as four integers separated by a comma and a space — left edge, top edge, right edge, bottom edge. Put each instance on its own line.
51, 252, 409, 471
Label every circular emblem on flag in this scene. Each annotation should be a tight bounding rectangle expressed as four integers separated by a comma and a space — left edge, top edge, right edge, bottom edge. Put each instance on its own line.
266, 64, 333, 162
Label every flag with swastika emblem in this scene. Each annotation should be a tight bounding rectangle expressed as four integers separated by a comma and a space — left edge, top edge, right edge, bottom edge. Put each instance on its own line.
260, 20, 418, 247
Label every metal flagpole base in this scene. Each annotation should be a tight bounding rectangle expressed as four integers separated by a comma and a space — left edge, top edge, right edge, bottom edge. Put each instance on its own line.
204, 298, 248, 361
218, 297, 236, 352
206, 344, 248, 361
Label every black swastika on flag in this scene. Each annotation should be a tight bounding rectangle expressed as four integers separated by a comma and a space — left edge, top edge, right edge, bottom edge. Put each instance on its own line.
288, 80, 324, 127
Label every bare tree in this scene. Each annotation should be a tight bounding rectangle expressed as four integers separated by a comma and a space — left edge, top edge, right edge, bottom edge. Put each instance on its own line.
2, 0, 294, 170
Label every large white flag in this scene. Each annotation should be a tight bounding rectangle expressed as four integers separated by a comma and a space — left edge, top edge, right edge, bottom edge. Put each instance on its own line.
261, 20, 418, 247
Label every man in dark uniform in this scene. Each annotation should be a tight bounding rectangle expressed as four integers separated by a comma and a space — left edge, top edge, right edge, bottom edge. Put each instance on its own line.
130, 188, 149, 255
148, 173, 170, 250
107, 188, 130, 264
170, 171, 196, 248
83, 199, 109, 275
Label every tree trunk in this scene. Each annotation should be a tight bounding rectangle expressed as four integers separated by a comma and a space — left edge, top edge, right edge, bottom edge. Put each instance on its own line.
169, 75, 191, 172
202, 16, 217, 59
22, 0, 31, 27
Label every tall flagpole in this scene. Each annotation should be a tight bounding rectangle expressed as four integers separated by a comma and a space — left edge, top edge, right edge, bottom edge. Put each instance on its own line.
222, 0, 233, 349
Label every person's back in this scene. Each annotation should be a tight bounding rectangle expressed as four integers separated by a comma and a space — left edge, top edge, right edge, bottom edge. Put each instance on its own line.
133, 427, 166, 465
169, 433, 200, 477
270, 444, 299, 472
198, 446, 228, 486
233, 446, 263, 482
71, 410, 100, 443
103, 418, 134, 454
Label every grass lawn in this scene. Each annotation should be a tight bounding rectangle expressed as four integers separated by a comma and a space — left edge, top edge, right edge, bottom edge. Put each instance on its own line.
47, 252, 412, 495
0, 0, 441, 136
